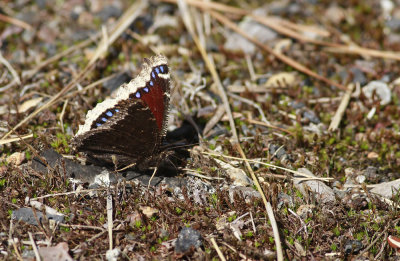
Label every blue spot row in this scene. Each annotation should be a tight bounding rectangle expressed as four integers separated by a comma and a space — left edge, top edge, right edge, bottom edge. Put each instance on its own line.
132, 64, 167, 99
94, 108, 120, 128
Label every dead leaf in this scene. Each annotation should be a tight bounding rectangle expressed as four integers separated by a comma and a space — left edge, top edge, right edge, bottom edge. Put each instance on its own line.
139, 206, 158, 218
7, 152, 25, 166
265, 72, 297, 88
39, 242, 73, 261
19, 97, 43, 113
367, 152, 379, 159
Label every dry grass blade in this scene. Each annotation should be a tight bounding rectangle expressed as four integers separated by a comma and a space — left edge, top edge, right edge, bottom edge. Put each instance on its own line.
209, 10, 346, 91
28, 232, 41, 261
0, 0, 147, 140
107, 191, 113, 250
0, 51, 21, 86
210, 237, 226, 261
0, 134, 33, 145
203, 105, 225, 136
228, 92, 269, 124
22, 35, 99, 83
163, 0, 400, 61
246, 119, 294, 136
65, 73, 119, 98
328, 83, 355, 131
0, 13, 33, 30
235, 144, 283, 261
177, 0, 239, 142
203, 151, 333, 182
324, 45, 400, 61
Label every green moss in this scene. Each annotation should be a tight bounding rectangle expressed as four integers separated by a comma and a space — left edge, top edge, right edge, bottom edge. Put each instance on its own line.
60, 226, 70, 232
175, 207, 182, 215
25, 150, 31, 160
269, 236, 275, 243
360, 141, 369, 151
355, 231, 365, 241
332, 227, 340, 236
135, 220, 142, 229
0, 178, 6, 189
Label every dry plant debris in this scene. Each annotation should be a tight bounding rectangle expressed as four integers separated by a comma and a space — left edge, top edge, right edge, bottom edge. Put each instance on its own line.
1, 0, 400, 260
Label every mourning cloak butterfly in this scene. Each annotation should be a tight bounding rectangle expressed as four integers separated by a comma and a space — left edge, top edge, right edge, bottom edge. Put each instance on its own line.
72, 55, 170, 169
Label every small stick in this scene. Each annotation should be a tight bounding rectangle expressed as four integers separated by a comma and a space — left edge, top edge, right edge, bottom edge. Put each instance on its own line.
148, 167, 158, 189
228, 92, 269, 124
210, 237, 226, 261
28, 232, 41, 261
246, 119, 294, 136
58, 223, 106, 231
9, 220, 23, 261
0, 51, 21, 85
203, 105, 225, 136
72, 230, 107, 251
59, 99, 69, 133
107, 190, 113, 250
0, 134, 33, 145
235, 144, 284, 261
328, 83, 355, 131
177, 0, 239, 143
220, 241, 248, 259
31, 188, 105, 200
202, 150, 333, 182
0, 13, 32, 30
245, 54, 256, 82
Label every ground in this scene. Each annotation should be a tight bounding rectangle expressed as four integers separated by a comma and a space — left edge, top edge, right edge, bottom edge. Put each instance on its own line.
1, 0, 400, 260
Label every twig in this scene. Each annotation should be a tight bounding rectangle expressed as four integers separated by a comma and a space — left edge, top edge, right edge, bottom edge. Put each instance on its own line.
9, 220, 23, 261
210, 237, 226, 261
30, 188, 106, 200
107, 190, 113, 250
148, 167, 158, 189
72, 230, 107, 252
374, 232, 387, 260
28, 232, 41, 261
203, 105, 225, 136
246, 119, 294, 136
249, 212, 256, 233
0, 51, 21, 85
202, 150, 333, 182
245, 54, 256, 82
220, 241, 248, 259
228, 92, 269, 124
328, 83, 355, 131
0, 133, 33, 145
356, 220, 393, 258
184, 169, 225, 180
22, 34, 99, 84
59, 223, 105, 231
235, 144, 284, 261
65, 73, 119, 98
324, 45, 400, 61
0, 13, 32, 30
59, 99, 68, 133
